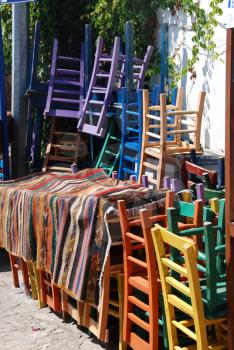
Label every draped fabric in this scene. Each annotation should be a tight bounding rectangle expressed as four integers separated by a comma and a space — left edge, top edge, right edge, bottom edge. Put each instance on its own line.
0, 168, 166, 303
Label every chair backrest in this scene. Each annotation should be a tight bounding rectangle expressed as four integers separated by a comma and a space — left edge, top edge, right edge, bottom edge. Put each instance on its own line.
151, 224, 208, 349
142, 90, 206, 154
182, 160, 218, 189
167, 200, 226, 317
164, 91, 206, 152
117, 199, 159, 349
142, 88, 183, 150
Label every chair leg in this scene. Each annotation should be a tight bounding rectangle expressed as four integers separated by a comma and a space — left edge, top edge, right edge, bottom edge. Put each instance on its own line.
52, 283, 61, 313
77, 300, 85, 326
83, 257, 110, 343
61, 289, 69, 319
117, 273, 127, 350
97, 256, 110, 342
33, 263, 46, 308
8, 253, 19, 288
27, 261, 38, 300
38, 270, 48, 306
20, 258, 31, 296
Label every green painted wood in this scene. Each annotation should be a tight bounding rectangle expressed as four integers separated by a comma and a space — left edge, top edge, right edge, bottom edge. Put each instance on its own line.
95, 118, 121, 176
167, 199, 226, 319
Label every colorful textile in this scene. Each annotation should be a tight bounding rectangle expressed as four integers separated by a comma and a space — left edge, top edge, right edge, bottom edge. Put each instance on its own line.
0, 168, 166, 303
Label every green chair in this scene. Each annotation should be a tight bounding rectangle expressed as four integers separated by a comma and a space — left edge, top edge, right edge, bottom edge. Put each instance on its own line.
167, 198, 226, 319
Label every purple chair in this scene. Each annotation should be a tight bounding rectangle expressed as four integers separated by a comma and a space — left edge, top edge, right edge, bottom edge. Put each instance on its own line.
78, 36, 121, 137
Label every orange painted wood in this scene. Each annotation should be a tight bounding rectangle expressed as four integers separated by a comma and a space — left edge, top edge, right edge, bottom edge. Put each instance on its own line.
183, 160, 217, 188
118, 199, 160, 350
9, 253, 20, 288
38, 270, 61, 313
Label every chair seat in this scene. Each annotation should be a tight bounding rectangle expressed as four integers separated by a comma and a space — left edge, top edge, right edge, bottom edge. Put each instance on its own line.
145, 144, 195, 158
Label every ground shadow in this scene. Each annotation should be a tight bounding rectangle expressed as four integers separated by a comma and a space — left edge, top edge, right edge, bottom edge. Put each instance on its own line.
0, 248, 11, 272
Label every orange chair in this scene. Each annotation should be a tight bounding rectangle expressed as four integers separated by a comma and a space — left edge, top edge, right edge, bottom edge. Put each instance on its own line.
118, 191, 174, 350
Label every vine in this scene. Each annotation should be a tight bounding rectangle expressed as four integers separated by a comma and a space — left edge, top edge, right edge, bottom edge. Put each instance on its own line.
0, 0, 225, 83
169, 0, 224, 82
85, 0, 224, 83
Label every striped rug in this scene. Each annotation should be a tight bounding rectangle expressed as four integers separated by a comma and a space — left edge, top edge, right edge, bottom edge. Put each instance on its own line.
0, 168, 166, 303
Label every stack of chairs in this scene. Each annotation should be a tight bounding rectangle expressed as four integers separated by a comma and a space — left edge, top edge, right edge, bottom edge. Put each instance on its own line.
95, 46, 154, 177
182, 158, 225, 202
152, 224, 227, 349
43, 39, 85, 172
118, 191, 227, 349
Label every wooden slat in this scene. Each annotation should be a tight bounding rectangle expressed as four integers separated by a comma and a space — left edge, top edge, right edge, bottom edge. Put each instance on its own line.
126, 231, 144, 243
167, 129, 196, 135
127, 256, 147, 269
146, 131, 161, 139
168, 294, 193, 317
128, 313, 150, 332
128, 276, 149, 294
128, 295, 150, 312
167, 110, 197, 116
48, 155, 74, 162
149, 104, 177, 111
146, 114, 161, 121
161, 257, 188, 276
165, 276, 191, 297
172, 320, 197, 341
108, 308, 119, 318
129, 332, 150, 350
143, 162, 158, 171
46, 166, 72, 172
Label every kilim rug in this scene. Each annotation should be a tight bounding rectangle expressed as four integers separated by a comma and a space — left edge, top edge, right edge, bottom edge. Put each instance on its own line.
0, 168, 166, 304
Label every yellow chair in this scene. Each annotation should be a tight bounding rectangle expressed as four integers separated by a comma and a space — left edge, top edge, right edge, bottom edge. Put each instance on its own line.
151, 224, 227, 350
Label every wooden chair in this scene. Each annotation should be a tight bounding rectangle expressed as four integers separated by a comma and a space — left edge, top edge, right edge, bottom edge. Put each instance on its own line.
9, 253, 46, 307
139, 90, 206, 189
27, 261, 45, 305
182, 160, 218, 189
118, 201, 160, 350
151, 225, 227, 349
83, 244, 126, 349
117, 191, 175, 350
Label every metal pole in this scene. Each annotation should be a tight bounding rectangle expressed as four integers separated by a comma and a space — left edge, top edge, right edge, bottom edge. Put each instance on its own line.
12, 3, 29, 177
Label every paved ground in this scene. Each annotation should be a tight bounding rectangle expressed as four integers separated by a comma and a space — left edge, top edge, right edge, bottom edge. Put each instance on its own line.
0, 249, 118, 350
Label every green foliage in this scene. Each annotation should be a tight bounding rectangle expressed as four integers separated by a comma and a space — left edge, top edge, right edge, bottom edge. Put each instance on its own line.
1, 1, 87, 79
171, 0, 224, 82
85, 0, 224, 84
0, 0, 224, 83
0, 7, 12, 75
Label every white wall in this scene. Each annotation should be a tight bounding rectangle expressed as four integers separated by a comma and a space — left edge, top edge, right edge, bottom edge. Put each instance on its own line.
157, 2, 234, 154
